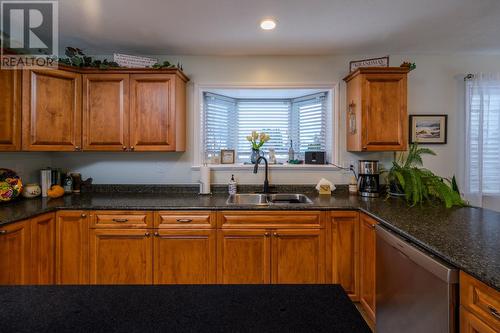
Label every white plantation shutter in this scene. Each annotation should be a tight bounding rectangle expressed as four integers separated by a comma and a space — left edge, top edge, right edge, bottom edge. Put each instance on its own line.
203, 93, 237, 155
202, 91, 329, 163
236, 100, 291, 162
292, 93, 327, 152
465, 75, 500, 206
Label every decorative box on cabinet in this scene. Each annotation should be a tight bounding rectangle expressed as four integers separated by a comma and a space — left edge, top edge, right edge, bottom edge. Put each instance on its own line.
343, 67, 409, 152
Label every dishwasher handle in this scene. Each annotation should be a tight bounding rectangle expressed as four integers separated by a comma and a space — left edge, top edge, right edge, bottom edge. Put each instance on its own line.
376, 225, 458, 284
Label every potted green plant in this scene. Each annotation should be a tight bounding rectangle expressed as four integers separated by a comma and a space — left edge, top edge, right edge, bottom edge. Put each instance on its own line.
388, 144, 465, 208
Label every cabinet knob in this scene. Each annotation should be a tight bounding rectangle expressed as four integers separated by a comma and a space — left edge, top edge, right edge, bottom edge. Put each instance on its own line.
122, 146, 127, 151
130, 146, 135, 151
75, 146, 81, 151
81, 213, 87, 218
0, 230, 6, 235
145, 232, 150, 237
264, 232, 270, 237
154, 232, 159, 237
273, 232, 279, 237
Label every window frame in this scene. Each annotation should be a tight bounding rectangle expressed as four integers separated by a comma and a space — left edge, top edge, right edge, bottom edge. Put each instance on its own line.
193, 83, 339, 169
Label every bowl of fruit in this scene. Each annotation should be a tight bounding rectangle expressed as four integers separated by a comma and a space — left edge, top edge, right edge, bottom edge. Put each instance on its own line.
0, 169, 23, 202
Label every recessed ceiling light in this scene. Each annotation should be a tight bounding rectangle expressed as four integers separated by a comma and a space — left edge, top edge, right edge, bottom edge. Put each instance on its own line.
260, 19, 276, 30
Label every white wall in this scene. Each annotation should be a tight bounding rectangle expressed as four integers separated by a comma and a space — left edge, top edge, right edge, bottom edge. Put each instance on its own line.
2, 54, 500, 189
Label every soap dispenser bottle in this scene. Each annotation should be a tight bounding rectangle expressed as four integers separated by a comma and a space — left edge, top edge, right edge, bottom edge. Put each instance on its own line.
228, 174, 237, 195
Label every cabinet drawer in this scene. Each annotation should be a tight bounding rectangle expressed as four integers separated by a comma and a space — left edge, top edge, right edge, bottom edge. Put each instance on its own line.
218, 211, 323, 229
460, 271, 500, 331
155, 211, 215, 229
91, 211, 153, 228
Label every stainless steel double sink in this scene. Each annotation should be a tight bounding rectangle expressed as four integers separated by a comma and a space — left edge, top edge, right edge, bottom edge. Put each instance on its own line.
226, 193, 313, 206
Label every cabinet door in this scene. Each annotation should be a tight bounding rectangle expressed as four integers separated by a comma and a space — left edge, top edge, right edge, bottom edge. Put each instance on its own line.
272, 229, 325, 284
56, 211, 89, 284
154, 230, 216, 284
31, 213, 56, 284
90, 229, 152, 285
362, 73, 407, 151
129, 74, 176, 151
0, 69, 21, 151
83, 74, 129, 151
22, 69, 82, 151
360, 214, 377, 322
460, 307, 497, 333
0, 220, 31, 285
217, 229, 271, 284
329, 211, 360, 300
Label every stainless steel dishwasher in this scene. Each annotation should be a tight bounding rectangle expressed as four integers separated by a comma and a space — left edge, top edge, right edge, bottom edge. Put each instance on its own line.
376, 226, 459, 333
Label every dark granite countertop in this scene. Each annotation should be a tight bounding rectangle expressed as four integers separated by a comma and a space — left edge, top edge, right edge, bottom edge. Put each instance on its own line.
0, 189, 499, 291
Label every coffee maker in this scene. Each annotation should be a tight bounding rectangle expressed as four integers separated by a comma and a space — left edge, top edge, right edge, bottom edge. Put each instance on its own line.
358, 160, 380, 197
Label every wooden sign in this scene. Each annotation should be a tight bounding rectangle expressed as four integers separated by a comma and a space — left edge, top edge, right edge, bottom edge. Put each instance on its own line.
349, 56, 389, 72
113, 53, 158, 68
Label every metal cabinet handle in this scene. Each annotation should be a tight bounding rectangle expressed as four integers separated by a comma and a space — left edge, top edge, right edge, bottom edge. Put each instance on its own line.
145, 232, 150, 237
0, 230, 7, 235
264, 232, 270, 237
122, 146, 127, 151
176, 219, 193, 223
154, 232, 159, 237
130, 146, 135, 151
348, 101, 356, 135
489, 306, 500, 320
75, 146, 81, 151
112, 218, 128, 223
273, 232, 279, 237
81, 213, 87, 218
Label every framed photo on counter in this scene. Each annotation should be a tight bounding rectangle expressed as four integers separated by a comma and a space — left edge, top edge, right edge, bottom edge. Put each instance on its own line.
409, 114, 448, 144
220, 149, 235, 164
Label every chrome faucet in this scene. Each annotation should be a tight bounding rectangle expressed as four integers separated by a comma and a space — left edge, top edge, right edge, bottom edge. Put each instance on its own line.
253, 156, 270, 193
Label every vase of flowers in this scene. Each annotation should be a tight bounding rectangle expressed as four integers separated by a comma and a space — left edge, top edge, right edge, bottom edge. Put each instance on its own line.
246, 131, 270, 163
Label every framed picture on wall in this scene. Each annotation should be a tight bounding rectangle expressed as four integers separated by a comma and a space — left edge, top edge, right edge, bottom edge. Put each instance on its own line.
409, 115, 448, 144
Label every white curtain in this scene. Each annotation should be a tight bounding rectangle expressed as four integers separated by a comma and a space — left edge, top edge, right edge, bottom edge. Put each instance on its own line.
464, 73, 500, 208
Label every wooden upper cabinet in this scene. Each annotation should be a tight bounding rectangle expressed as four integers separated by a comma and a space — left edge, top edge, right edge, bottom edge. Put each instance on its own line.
130, 74, 183, 151
328, 211, 360, 300
0, 69, 22, 151
344, 67, 409, 152
89, 229, 153, 285
360, 213, 378, 323
22, 68, 82, 151
83, 74, 129, 151
56, 211, 89, 285
272, 229, 325, 284
0, 220, 31, 285
31, 213, 56, 284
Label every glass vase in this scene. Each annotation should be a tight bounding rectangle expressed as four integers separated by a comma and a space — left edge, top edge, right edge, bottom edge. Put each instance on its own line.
250, 148, 261, 164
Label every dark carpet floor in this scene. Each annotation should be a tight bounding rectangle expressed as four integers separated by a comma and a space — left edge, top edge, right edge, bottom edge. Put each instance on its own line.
0, 284, 371, 333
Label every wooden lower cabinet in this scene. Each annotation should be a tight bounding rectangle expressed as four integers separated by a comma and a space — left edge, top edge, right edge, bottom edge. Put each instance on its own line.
359, 213, 377, 322
460, 307, 497, 333
0, 220, 31, 285
217, 229, 271, 284
154, 229, 216, 284
90, 229, 153, 284
56, 211, 90, 284
328, 211, 360, 300
272, 229, 325, 284
31, 213, 56, 284
217, 228, 325, 284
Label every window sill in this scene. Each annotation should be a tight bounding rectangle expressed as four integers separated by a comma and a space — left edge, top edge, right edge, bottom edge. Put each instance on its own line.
192, 163, 340, 171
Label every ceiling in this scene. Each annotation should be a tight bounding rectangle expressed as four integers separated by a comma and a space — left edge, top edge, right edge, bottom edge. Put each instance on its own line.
57, 0, 500, 55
